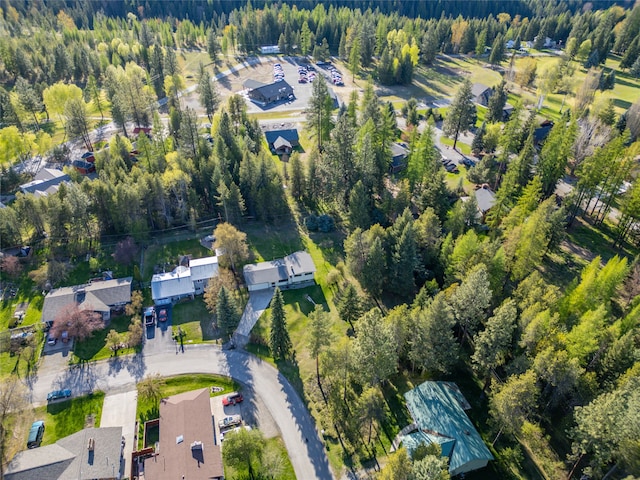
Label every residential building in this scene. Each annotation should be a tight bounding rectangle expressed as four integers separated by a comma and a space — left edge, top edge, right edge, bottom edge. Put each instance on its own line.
243, 251, 316, 291
19, 168, 70, 198
475, 185, 496, 218
247, 81, 294, 106
264, 128, 299, 155
42, 277, 133, 325
471, 83, 494, 106
151, 256, 218, 305
390, 142, 410, 173
401, 381, 493, 476
143, 388, 223, 480
5, 427, 124, 480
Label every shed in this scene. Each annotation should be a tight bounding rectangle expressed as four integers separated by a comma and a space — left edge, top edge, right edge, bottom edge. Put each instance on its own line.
403, 381, 494, 476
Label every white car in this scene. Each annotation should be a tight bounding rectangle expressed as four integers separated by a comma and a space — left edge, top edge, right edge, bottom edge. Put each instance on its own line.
218, 414, 242, 430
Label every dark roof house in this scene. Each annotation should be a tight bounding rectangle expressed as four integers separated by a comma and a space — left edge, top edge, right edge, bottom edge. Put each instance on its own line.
247, 81, 294, 106
402, 381, 493, 476
143, 388, 223, 480
471, 83, 493, 106
5, 427, 123, 480
390, 142, 410, 173
264, 128, 299, 154
42, 277, 133, 324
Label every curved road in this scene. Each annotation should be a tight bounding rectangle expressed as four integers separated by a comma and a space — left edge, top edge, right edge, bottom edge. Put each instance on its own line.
29, 346, 334, 480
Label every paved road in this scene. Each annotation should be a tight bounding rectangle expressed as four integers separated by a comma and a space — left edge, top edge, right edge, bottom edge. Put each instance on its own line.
29, 346, 334, 480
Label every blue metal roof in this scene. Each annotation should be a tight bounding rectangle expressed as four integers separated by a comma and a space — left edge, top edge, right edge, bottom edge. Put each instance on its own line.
403, 381, 493, 475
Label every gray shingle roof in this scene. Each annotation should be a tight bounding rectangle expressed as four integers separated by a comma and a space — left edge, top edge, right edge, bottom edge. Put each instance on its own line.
284, 251, 316, 276
42, 278, 133, 323
471, 83, 492, 97
5, 427, 123, 480
243, 259, 288, 285
475, 187, 496, 213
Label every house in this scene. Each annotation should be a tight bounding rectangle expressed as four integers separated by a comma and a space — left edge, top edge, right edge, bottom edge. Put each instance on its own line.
143, 388, 223, 480
42, 277, 133, 325
243, 79, 267, 91
243, 251, 316, 291
132, 126, 152, 137
506, 39, 515, 49
72, 160, 95, 175
5, 426, 123, 480
264, 128, 300, 154
401, 381, 493, 476
247, 80, 294, 106
534, 120, 554, 146
151, 256, 218, 305
19, 168, 70, 198
475, 185, 496, 217
471, 83, 493, 106
502, 103, 515, 120
390, 142, 410, 173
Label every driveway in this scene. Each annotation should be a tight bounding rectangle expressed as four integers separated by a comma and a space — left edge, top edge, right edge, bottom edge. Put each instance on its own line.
143, 306, 175, 355
100, 391, 137, 478
234, 289, 274, 346
28, 346, 334, 480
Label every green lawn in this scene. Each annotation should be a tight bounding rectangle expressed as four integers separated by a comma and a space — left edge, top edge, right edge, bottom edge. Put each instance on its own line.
136, 374, 237, 449
72, 315, 139, 362
224, 436, 296, 480
37, 392, 105, 446
0, 277, 44, 330
439, 136, 472, 155
142, 239, 211, 279
172, 298, 218, 342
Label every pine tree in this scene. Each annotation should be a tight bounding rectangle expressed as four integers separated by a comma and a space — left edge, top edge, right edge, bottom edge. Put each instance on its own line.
288, 152, 305, 200
217, 286, 240, 339
443, 79, 476, 150
348, 180, 372, 231
337, 284, 363, 333
207, 28, 220, 63
489, 34, 505, 65
197, 63, 220, 122
537, 118, 577, 197
471, 122, 486, 156
269, 288, 291, 360
631, 56, 640, 78
487, 80, 507, 123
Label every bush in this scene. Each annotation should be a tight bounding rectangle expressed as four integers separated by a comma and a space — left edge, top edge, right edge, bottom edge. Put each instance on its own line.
304, 214, 318, 231
317, 214, 335, 232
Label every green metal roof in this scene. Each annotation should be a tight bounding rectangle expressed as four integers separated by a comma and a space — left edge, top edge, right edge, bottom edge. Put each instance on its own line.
403, 381, 494, 475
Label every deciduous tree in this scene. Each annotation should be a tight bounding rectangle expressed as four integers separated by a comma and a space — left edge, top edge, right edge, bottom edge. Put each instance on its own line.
213, 223, 249, 272
51, 304, 103, 342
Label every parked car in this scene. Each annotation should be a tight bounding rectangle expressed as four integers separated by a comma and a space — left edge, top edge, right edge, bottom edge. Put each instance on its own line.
47, 334, 57, 346
218, 414, 242, 430
61, 331, 69, 343
222, 392, 243, 406
144, 307, 156, 327
47, 389, 71, 401
27, 421, 45, 448
220, 425, 252, 441
157, 309, 168, 322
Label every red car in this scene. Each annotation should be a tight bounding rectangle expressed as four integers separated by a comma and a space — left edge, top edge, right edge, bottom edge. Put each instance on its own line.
158, 309, 168, 322
222, 392, 243, 406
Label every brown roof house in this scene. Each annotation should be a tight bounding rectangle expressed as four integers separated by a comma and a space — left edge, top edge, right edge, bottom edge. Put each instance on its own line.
143, 388, 224, 480
42, 277, 133, 326
5, 426, 124, 480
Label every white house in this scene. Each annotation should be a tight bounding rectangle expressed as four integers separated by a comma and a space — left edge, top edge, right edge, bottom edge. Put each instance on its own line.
151, 256, 218, 305
243, 251, 316, 291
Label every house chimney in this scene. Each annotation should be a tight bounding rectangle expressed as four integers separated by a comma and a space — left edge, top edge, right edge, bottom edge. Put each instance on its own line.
87, 437, 95, 451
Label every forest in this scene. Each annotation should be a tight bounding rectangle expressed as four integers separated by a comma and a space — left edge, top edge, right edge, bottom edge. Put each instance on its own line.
1, 0, 640, 479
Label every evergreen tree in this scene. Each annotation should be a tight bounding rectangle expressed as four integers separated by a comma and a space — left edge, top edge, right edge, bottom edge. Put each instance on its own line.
197, 63, 220, 122
217, 286, 240, 340
443, 79, 476, 150
207, 28, 220, 62
390, 221, 418, 297
486, 80, 507, 123
471, 122, 486, 156
489, 34, 505, 65
353, 309, 398, 385
409, 292, 459, 374
269, 288, 291, 360
307, 305, 332, 394
451, 264, 492, 342
337, 284, 363, 333
288, 152, 305, 200
631, 56, 640, 78
348, 180, 372, 230
537, 118, 577, 197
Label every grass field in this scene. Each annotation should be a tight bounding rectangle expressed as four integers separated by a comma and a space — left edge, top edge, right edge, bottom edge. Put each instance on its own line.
440, 135, 472, 155
142, 238, 211, 279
